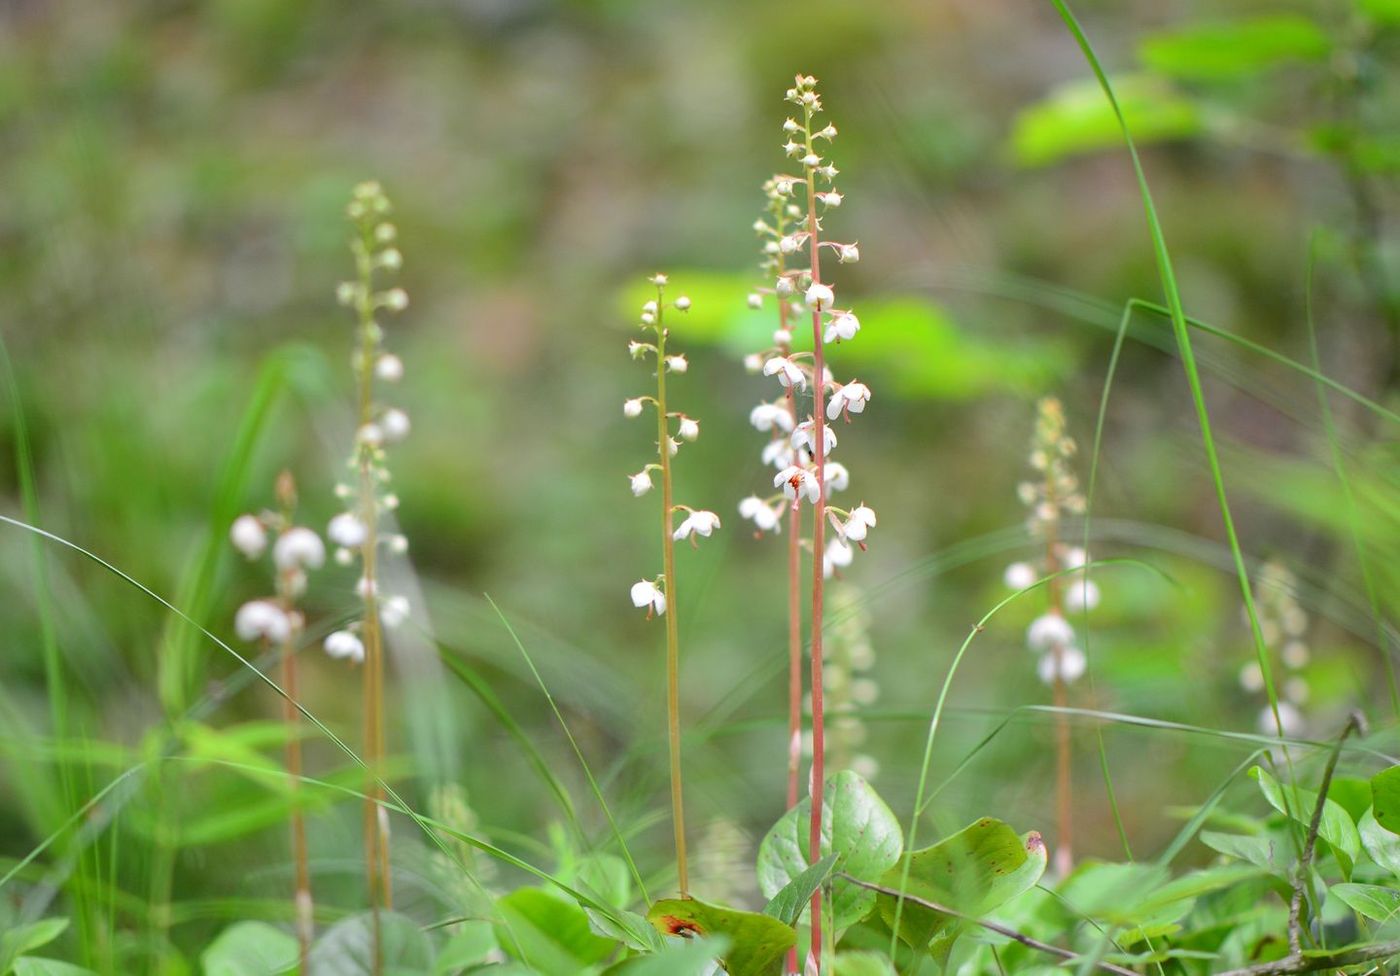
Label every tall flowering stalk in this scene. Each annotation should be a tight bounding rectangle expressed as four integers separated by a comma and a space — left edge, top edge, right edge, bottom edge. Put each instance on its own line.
230, 474, 326, 969
1004, 396, 1094, 878
1237, 560, 1311, 738
328, 180, 413, 951
749, 76, 875, 972
625, 274, 715, 897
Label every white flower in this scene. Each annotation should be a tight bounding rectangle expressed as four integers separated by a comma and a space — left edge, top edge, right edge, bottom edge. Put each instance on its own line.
666, 355, 688, 373
673, 510, 721, 542
802, 152, 821, 168
844, 504, 877, 542
750, 403, 794, 433
382, 288, 409, 311
743, 353, 763, 373
824, 312, 860, 344
1239, 662, 1264, 693
738, 496, 782, 533
335, 547, 354, 566
381, 595, 410, 628
1282, 641, 1309, 668
805, 283, 834, 310
1260, 702, 1305, 737
235, 600, 291, 643
629, 470, 653, 496
792, 420, 836, 457
1037, 646, 1086, 685
230, 515, 267, 560
1061, 547, 1088, 570
775, 465, 821, 504
824, 538, 854, 578
779, 235, 802, 254
838, 243, 860, 264
631, 580, 666, 616
1064, 578, 1100, 612
762, 439, 795, 469
327, 512, 368, 548
273, 527, 325, 572
817, 191, 843, 207
763, 356, 806, 390
357, 575, 377, 599
775, 277, 794, 297
324, 629, 365, 663
375, 354, 403, 382
386, 533, 409, 554
747, 293, 763, 310
773, 328, 792, 345
1003, 562, 1036, 590
624, 398, 644, 418
823, 461, 849, 493
677, 417, 700, 441
380, 408, 411, 443
1027, 613, 1074, 652
357, 423, 384, 448
826, 380, 871, 420
675, 296, 691, 310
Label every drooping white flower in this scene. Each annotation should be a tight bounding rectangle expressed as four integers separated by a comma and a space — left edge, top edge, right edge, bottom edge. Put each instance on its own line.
1260, 702, 1305, 737
1061, 546, 1088, 570
624, 398, 644, 418
675, 296, 692, 311
838, 243, 860, 264
324, 629, 365, 663
677, 416, 700, 441
824, 312, 860, 344
1238, 662, 1265, 693
230, 515, 267, 560
823, 461, 850, 493
775, 277, 794, 297
763, 356, 806, 390
738, 496, 782, 533
826, 380, 871, 420
666, 355, 688, 373
1037, 646, 1086, 685
1027, 613, 1074, 652
1003, 562, 1036, 590
328, 512, 369, 548
824, 538, 854, 578
792, 420, 836, 458
1064, 578, 1100, 612
673, 510, 721, 542
750, 402, 795, 433
629, 470, 653, 496
743, 353, 763, 373
747, 293, 763, 310
375, 353, 404, 382
273, 527, 325, 572
631, 580, 666, 616
762, 439, 795, 469
844, 504, 877, 542
817, 191, 843, 207
235, 600, 291, 643
380, 408, 411, 443
356, 575, 377, 599
775, 465, 821, 504
357, 423, 384, 448
381, 595, 410, 628
805, 283, 835, 310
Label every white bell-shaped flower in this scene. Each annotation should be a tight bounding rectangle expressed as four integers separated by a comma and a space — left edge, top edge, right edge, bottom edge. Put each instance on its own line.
1003, 562, 1036, 590
823, 461, 849, 494
1037, 646, 1086, 685
1027, 613, 1074, 652
375, 353, 404, 382
738, 496, 782, 533
775, 465, 821, 504
631, 580, 666, 616
792, 420, 837, 457
273, 527, 325, 572
824, 312, 860, 344
1061, 546, 1089, 570
1260, 702, 1305, 737
827, 380, 872, 420
763, 356, 806, 390
235, 600, 291, 643
677, 416, 700, 441
805, 283, 835, 310
673, 510, 721, 542
824, 538, 854, 578
381, 595, 410, 628
380, 408, 411, 443
328, 512, 368, 549
1064, 578, 1100, 612
750, 402, 795, 433
666, 355, 688, 373
844, 504, 877, 542
629, 470, 654, 497
324, 629, 366, 663
762, 439, 795, 469
230, 515, 267, 560
624, 398, 644, 418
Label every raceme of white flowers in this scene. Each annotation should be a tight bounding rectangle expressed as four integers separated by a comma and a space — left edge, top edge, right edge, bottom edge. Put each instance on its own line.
624, 274, 716, 617
230, 482, 319, 651
1005, 397, 1095, 687
739, 76, 876, 574
326, 181, 414, 660
1238, 560, 1312, 737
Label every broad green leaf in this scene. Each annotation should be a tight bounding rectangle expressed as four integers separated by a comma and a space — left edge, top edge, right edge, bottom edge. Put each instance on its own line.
1138, 15, 1331, 80
495, 888, 616, 976
1011, 74, 1202, 167
1054, 861, 1171, 923
1371, 765, 1400, 836
201, 921, 298, 976
1199, 830, 1289, 878
1251, 766, 1360, 876
307, 912, 432, 976
833, 950, 897, 975
585, 908, 665, 953
763, 854, 838, 927
1129, 864, 1264, 918
1358, 0, 1400, 26
876, 820, 1046, 949
647, 898, 794, 976
1332, 883, 1400, 922
1360, 808, 1400, 876
1327, 777, 1374, 822
756, 771, 903, 932
13, 961, 99, 976
0, 920, 69, 975
434, 921, 498, 974
599, 935, 729, 976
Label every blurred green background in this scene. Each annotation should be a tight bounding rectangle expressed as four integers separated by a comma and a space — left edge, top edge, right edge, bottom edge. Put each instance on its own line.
0, 0, 1397, 963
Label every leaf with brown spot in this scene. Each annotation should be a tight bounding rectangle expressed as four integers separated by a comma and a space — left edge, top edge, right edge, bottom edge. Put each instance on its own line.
645, 898, 795, 976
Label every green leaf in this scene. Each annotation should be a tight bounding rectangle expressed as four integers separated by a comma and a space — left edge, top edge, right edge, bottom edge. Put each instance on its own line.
1010, 74, 1202, 167
1138, 15, 1331, 80
763, 854, 839, 927
585, 908, 665, 954
876, 820, 1046, 949
833, 951, 897, 975
598, 935, 729, 976
12, 961, 99, 976
1332, 883, 1400, 922
1251, 766, 1360, 876
0, 920, 69, 975
1360, 808, 1400, 876
1199, 830, 1290, 878
307, 912, 432, 976
495, 888, 617, 976
201, 921, 299, 976
1371, 765, 1400, 836
434, 921, 498, 975
646, 898, 795, 976
756, 771, 903, 932
1358, 0, 1400, 26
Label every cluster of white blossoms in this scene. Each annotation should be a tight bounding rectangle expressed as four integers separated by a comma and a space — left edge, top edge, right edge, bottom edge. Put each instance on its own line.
325, 181, 413, 660
1239, 560, 1311, 737
231, 474, 323, 650
1005, 397, 1095, 686
625, 274, 717, 617
740, 76, 876, 577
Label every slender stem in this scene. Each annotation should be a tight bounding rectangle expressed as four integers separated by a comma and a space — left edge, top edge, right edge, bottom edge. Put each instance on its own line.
280, 635, 313, 969
1042, 473, 1073, 877
653, 296, 688, 897
801, 101, 828, 973
774, 252, 803, 816
1287, 714, 1361, 955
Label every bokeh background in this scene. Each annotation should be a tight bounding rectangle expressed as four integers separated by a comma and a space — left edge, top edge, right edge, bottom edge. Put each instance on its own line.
1, 0, 1397, 962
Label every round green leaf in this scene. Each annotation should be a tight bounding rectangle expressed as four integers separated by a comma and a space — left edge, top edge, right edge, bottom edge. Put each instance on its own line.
646, 898, 793, 976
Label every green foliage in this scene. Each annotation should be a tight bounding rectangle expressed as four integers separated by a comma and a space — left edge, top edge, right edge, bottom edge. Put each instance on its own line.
1251, 765, 1360, 876
598, 936, 728, 976
1372, 765, 1400, 836
0, 921, 69, 976
200, 922, 299, 976
433, 923, 498, 974
762, 853, 838, 927
307, 913, 433, 976
1137, 15, 1331, 80
495, 889, 617, 975
645, 899, 794, 976
831, 951, 896, 975
1331, 882, 1400, 922
1010, 75, 1202, 166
